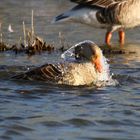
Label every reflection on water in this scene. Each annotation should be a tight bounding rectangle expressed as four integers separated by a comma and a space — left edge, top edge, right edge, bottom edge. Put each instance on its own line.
0, 0, 140, 140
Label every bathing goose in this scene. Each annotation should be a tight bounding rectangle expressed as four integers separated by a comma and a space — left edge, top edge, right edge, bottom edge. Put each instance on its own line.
53, 0, 140, 46
13, 41, 110, 86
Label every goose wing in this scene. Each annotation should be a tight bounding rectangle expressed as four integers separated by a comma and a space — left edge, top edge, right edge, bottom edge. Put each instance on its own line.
13, 64, 63, 82
70, 0, 122, 7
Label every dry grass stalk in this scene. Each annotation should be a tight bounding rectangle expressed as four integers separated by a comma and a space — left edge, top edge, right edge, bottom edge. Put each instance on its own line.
23, 21, 27, 47
31, 10, 34, 44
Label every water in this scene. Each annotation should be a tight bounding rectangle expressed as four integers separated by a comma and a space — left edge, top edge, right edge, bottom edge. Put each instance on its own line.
0, 0, 140, 140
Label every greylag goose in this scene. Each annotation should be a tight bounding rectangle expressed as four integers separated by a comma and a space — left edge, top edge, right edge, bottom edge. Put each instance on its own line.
53, 0, 140, 46
13, 41, 112, 86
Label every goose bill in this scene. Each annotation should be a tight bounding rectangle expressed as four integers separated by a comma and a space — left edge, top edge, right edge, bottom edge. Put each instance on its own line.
91, 56, 103, 73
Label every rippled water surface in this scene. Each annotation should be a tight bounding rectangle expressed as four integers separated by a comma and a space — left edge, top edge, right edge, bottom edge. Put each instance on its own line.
0, 0, 140, 140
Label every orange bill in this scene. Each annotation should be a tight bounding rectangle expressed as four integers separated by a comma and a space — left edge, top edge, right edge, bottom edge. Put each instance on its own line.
92, 57, 103, 73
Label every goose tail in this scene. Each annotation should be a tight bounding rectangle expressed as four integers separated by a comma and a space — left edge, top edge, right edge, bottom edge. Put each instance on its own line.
52, 12, 73, 23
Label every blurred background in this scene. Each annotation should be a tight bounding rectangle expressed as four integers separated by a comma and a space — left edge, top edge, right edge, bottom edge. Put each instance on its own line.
0, 0, 140, 47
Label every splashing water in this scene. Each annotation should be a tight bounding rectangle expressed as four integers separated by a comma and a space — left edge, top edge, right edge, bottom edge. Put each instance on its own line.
61, 40, 94, 61
61, 40, 118, 87
61, 44, 76, 62
95, 55, 118, 87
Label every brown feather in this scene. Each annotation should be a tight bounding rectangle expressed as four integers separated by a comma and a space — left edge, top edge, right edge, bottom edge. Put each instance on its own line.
13, 64, 63, 82
70, 0, 118, 7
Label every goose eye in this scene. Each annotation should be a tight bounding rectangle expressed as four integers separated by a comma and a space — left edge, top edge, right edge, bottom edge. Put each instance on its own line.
74, 45, 85, 60
75, 53, 80, 60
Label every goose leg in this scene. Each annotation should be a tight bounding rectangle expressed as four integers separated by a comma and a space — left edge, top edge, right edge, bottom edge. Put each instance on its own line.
118, 30, 125, 45
105, 31, 112, 46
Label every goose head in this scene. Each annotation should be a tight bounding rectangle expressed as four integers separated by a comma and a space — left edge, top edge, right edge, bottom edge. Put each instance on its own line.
74, 41, 103, 73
